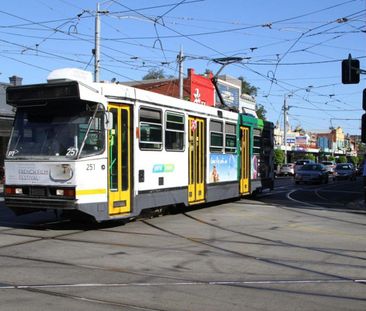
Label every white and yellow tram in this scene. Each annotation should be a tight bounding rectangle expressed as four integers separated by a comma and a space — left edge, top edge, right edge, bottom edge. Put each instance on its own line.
4, 68, 273, 221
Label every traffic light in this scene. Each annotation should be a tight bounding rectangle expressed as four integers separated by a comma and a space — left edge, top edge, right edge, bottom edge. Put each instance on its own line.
362, 113, 366, 143
342, 54, 360, 84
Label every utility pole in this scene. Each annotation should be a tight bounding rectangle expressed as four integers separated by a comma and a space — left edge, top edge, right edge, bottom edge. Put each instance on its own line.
94, 3, 109, 83
178, 46, 184, 99
283, 95, 288, 164
94, 3, 101, 82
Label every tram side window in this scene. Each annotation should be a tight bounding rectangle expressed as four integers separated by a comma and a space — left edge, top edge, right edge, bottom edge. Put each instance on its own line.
139, 107, 162, 150
210, 120, 223, 153
225, 122, 236, 153
253, 129, 261, 156
165, 112, 184, 151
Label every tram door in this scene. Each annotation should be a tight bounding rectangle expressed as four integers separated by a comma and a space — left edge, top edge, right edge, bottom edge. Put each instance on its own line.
188, 117, 205, 204
240, 126, 250, 195
108, 104, 131, 215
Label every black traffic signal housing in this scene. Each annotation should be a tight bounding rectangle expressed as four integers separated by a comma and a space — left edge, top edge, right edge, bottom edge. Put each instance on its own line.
342, 54, 360, 84
362, 113, 366, 143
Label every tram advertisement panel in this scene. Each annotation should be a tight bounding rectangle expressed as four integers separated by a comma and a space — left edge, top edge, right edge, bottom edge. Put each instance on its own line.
209, 154, 237, 183
5, 162, 74, 185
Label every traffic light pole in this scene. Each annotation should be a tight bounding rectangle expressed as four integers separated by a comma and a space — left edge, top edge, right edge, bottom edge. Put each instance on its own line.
342, 54, 366, 205
283, 95, 288, 164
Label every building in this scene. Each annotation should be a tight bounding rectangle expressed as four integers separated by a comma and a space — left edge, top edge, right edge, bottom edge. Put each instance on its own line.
126, 68, 257, 117
275, 121, 361, 162
127, 68, 215, 106
0, 76, 22, 168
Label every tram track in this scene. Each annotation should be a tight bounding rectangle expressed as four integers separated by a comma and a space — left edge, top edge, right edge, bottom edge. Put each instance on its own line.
140, 218, 366, 284
4, 283, 167, 311
0, 204, 365, 307
181, 212, 366, 262
255, 179, 366, 227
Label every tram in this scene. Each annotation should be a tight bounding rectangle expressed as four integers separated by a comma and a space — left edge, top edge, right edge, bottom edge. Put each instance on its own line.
4, 68, 274, 221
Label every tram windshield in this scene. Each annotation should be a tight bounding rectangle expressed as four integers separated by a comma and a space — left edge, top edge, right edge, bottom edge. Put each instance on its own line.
7, 101, 105, 158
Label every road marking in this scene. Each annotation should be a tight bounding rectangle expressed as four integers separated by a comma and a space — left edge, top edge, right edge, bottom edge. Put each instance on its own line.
0, 279, 362, 289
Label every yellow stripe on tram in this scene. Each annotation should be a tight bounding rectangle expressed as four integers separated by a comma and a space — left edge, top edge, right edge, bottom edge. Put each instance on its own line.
76, 189, 107, 195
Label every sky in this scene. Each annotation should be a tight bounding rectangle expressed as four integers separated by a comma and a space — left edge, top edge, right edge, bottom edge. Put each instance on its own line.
0, 0, 365, 135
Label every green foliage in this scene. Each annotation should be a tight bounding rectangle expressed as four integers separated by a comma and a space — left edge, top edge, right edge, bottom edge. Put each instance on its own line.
336, 156, 347, 163
256, 103, 267, 121
238, 76, 258, 96
143, 68, 166, 80
349, 156, 359, 166
274, 149, 285, 166
303, 153, 315, 161
357, 155, 364, 165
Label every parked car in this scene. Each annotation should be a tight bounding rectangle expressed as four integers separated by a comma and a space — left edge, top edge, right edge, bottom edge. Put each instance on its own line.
294, 159, 315, 174
334, 163, 356, 181
295, 163, 329, 184
279, 163, 295, 176
321, 161, 336, 175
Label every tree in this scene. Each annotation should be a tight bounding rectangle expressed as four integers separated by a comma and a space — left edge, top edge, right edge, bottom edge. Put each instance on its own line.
337, 156, 347, 163
143, 68, 166, 80
349, 156, 359, 167
274, 149, 285, 168
256, 103, 267, 120
303, 153, 315, 161
238, 76, 258, 96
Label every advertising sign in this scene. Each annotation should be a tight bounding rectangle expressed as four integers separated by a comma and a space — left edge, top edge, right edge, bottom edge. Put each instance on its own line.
216, 82, 240, 109
209, 154, 238, 182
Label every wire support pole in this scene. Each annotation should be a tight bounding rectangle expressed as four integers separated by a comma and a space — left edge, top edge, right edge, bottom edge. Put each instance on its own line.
94, 3, 101, 83
178, 46, 184, 99
283, 95, 288, 164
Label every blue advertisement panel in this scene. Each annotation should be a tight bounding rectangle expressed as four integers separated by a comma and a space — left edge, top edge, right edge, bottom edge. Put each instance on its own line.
216, 82, 240, 109
209, 154, 238, 183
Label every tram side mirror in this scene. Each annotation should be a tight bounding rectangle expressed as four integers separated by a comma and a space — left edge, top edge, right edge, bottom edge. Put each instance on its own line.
105, 112, 113, 130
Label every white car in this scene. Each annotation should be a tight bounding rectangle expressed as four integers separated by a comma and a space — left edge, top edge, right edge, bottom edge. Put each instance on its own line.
279, 163, 295, 176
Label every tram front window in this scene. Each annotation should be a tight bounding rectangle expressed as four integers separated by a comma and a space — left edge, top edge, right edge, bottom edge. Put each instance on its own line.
7, 102, 105, 158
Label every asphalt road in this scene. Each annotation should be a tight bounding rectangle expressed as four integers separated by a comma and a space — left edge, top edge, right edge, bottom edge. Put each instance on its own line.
0, 178, 365, 310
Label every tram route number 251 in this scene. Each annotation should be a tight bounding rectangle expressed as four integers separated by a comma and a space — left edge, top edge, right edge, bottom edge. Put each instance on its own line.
86, 164, 96, 171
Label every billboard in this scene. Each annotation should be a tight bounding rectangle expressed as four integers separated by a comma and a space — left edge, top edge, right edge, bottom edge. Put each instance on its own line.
216, 82, 240, 109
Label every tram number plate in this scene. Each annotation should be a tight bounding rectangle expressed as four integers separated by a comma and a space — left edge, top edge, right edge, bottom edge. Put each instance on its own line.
86, 164, 96, 171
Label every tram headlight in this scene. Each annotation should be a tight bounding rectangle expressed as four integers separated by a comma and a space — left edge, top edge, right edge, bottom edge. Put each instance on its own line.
56, 189, 64, 196
55, 187, 75, 198
15, 188, 23, 195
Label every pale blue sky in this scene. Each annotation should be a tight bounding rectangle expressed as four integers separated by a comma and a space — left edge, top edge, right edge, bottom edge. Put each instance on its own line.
0, 0, 365, 134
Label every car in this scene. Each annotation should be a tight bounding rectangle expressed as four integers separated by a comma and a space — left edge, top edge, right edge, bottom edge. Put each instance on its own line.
334, 163, 356, 181
294, 159, 315, 174
321, 161, 336, 175
295, 163, 329, 184
279, 163, 295, 176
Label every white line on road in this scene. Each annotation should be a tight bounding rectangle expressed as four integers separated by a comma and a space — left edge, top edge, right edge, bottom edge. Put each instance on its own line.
1, 278, 364, 289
